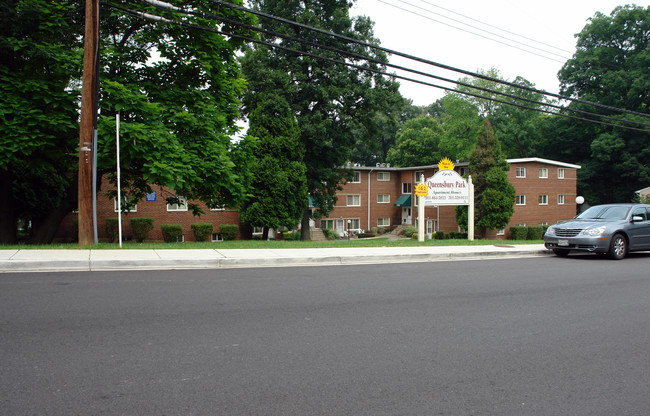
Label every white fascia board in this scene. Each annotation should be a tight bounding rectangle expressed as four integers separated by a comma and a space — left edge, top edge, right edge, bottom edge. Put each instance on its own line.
506, 157, 581, 169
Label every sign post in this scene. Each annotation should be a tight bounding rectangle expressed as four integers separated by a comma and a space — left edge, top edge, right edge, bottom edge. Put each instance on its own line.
417, 158, 475, 241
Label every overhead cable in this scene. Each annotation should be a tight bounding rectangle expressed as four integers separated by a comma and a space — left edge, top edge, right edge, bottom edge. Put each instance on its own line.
105, 2, 650, 133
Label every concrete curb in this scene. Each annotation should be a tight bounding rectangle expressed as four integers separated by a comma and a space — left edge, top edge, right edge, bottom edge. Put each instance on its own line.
0, 246, 552, 273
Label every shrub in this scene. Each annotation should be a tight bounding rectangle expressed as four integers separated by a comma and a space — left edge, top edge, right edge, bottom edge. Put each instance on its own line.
526, 225, 544, 240
282, 231, 299, 240
191, 223, 213, 242
130, 217, 154, 243
322, 228, 340, 240
161, 224, 183, 243
357, 232, 376, 238
105, 218, 119, 243
219, 224, 238, 241
435, 231, 446, 240
509, 226, 527, 240
402, 226, 417, 238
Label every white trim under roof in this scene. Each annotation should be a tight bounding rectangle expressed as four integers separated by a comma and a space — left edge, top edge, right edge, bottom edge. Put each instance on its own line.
506, 157, 581, 169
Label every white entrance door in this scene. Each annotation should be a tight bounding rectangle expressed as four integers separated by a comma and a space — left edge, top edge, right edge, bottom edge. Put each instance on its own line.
426, 220, 433, 239
336, 219, 345, 236
402, 208, 412, 224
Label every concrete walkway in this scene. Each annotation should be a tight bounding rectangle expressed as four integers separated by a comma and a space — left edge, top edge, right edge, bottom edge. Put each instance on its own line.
0, 244, 551, 273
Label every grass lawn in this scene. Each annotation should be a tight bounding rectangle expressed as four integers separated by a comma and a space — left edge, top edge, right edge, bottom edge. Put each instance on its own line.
1, 236, 543, 250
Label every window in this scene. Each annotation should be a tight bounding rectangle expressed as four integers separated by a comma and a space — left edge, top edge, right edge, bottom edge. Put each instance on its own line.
348, 218, 360, 230
211, 233, 223, 242
415, 171, 424, 183
497, 228, 505, 236
322, 219, 335, 229
377, 194, 390, 203
539, 168, 548, 178
459, 167, 469, 176
377, 171, 390, 181
210, 205, 225, 211
558, 168, 565, 179
346, 194, 361, 206
516, 195, 526, 205
167, 196, 188, 212
352, 171, 361, 183
114, 196, 137, 213
539, 194, 548, 205
558, 195, 565, 205
377, 217, 390, 227
402, 183, 412, 194
515, 167, 526, 178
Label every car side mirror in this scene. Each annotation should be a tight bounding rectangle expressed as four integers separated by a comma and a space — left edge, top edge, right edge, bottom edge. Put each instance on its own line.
632, 215, 645, 222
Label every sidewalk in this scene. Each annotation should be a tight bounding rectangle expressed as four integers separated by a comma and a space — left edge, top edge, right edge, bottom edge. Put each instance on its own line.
0, 244, 551, 273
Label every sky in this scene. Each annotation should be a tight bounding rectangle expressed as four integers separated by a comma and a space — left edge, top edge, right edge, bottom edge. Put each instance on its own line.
350, 0, 631, 106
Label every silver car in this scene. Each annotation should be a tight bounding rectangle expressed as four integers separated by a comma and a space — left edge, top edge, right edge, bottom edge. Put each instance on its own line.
544, 203, 650, 259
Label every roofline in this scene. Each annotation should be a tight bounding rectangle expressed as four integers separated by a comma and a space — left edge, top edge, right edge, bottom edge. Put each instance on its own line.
344, 157, 581, 170
506, 157, 581, 169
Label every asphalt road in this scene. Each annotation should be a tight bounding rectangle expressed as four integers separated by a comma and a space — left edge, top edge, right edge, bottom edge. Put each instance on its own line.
1, 255, 649, 415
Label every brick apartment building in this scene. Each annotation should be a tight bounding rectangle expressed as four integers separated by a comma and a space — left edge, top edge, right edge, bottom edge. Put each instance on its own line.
319, 157, 581, 239
55, 157, 580, 242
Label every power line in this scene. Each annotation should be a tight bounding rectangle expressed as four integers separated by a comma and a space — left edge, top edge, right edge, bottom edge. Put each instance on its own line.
138, 0, 650, 130
105, 1, 650, 134
414, 0, 574, 55
378, 0, 570, 63
206, 0, 650, 121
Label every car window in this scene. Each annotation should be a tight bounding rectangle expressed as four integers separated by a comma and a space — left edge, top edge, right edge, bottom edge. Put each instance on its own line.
633, 208, 648, 221
577, 206, 630, 220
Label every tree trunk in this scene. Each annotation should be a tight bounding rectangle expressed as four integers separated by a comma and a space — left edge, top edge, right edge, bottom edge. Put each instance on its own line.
300, 208, 311, 241
29, 178, 78, 244
262, 226, 269, 240
0, 169, 17, 244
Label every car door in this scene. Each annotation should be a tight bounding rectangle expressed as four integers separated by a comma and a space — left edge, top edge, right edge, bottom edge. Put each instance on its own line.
627, 207, 650, 249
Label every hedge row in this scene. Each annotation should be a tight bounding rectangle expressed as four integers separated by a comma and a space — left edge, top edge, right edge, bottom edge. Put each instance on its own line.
104, 218, 237, 242
509, 225, 548, 240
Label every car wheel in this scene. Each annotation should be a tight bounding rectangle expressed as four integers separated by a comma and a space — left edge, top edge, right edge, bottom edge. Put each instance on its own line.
552, 249, 570, 257
608, 234, 627, 260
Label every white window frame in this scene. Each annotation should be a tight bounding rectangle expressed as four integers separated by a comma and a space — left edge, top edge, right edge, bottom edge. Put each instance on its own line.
211, 233, 223, 242
539, 194, 548, 205
459, 167, 469, 176
346, 194, 361, 207
516, 195, 526, 206
539, 168, 548, 179
558, 194, 565, 205
557, 168, 565, 179
348, 218, 361, 231
414, 171, 424, 183
352, 171, 361, 183
515, 167, 526, 178
402, 183, 412, 194
167, 196, 188, 212
377, 171, 390, 181
114, 196, 137, 213
322, 219, 335, 229
497, 228, 505, 236
377, 194, 390, 204
377, 217, 390, 227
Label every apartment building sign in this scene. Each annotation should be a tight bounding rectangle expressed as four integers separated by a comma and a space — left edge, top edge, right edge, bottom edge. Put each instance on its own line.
425, 169, 469, 206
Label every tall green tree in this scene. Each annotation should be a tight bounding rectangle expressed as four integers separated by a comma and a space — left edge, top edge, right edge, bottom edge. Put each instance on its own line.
1, 0, 257, 244
556, 5, 650, 204
0, 0, 82, 244
457, 119, 515, 237
97, 0, 257, 215
238, 95, 308, 239
386, 116, 444, 167
240, 0, 399, 239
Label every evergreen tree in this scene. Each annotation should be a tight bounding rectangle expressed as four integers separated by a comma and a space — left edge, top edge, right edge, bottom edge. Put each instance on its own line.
239, 95, 308, 239
457, 119, 515, 237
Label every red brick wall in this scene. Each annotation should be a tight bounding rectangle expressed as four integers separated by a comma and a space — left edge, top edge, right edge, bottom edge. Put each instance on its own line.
55, 180, 243, 243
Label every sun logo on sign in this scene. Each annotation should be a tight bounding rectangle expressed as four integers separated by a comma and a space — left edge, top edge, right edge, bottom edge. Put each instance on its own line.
438, 157, 455, 171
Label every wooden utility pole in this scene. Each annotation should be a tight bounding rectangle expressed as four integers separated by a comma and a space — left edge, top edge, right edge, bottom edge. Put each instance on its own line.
78, 0, 99, 246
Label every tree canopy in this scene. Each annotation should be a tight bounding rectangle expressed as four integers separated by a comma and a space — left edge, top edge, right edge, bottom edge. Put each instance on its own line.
240, 0, 401, 239
555, 4, 650, 204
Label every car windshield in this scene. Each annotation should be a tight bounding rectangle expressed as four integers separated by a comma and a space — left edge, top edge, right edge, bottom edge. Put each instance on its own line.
576, 205, 630, 220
